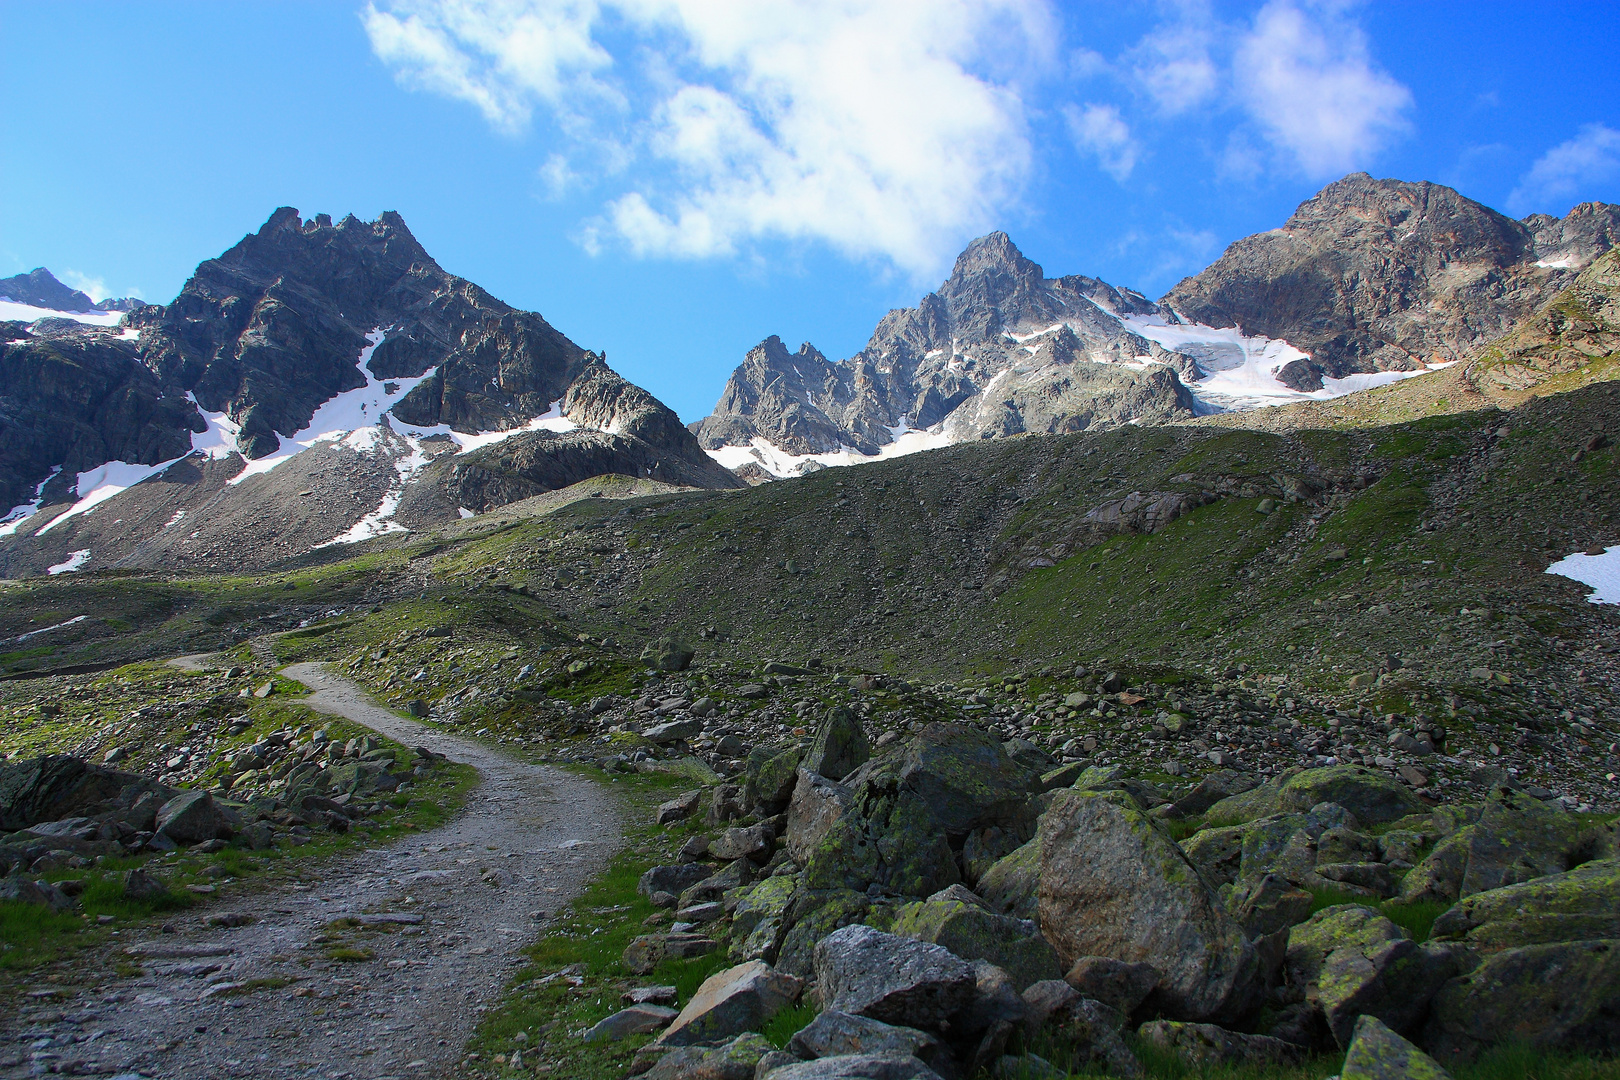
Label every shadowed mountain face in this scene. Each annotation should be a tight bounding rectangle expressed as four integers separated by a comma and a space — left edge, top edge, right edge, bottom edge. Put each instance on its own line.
0, 268, 145, 313
0, 209, 739, 576
1162, 173, 1620, 377
696, 232, 1199, 461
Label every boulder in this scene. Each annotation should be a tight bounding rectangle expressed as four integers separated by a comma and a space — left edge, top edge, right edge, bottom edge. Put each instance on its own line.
0, 755, 173, 832
961, 825, 1025, 885
646, 719, 703, 746
623, 932, 717, 975
154, 790, 231, 844
1062, 957, 1160, 1016
1169, 771, 1258, 819
746, 744, 805, 813
1202, 783, 1282, 827
122, 868, 169, 902
0, 874, 74, 912
1399, 790, 1614, 904
775, 889, 871, 979
1180, 825, 1244, 889
1002, 739, 1054, 776
657, 960, 803, 1047
803, 708, 871, 782
679, 859, 753, 908
788, 1012, 950, 1074
803, 724, 1036, 898
640, 863, 714, 898
1036, 789, 1260, 1023
1072, 766, 1168, 809
813, 924, 977, 1034
1232, 804, 1360, 894
1427, 858, 1620, 954
710, 824, 774, 863
644, 1032, 775, 1080
955, 960, 1030, 1074
657, 790, 703, 825
582, 1003, 677, 1042
1285, 905, 1460, 1047
644, 638, 696, 673
729, 874, 799, 963
976, 839, 1039, 921
1226, 874, 1314, 937
1135, 1021, 1305, 1068
1423, 938, 1620, 1060
1016, 983, 1140, 1077
787, 771, 854, 866
1277, 766, 1424, 826
891, 890, 1062, 991
760, 1055, 944, 1080
1341, 1015, 1453, 1080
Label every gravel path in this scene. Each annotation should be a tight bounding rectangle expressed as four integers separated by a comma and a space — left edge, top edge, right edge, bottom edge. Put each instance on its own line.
2, 662, 622, 1080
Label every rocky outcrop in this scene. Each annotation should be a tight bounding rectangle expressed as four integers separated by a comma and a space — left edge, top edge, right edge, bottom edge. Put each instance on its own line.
696, 233, 1200, 466
1466, 248, 1620, 395
1163, 173, 1617, 377
0, 268, 142, 313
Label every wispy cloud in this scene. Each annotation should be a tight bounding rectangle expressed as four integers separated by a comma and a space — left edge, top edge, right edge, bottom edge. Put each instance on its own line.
1126, 8, 1217, 116
1065, 103, 1140, 182
1509, 123, 1620, 213
1232, 0, 1412, 178
60, 270, 110, 302
364, 0, 1056, 280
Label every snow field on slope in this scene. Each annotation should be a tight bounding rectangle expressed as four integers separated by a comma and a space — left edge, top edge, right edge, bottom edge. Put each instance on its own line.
0, 300, 123, 327
707, 420, 954, 479
1548, 546, 1620, 604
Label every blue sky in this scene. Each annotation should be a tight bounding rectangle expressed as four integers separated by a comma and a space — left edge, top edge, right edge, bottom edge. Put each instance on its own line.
4, 1, 1619, 423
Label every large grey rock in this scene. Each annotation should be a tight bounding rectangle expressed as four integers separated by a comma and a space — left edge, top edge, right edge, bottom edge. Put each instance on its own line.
760, 1055, 944, 1080
746, 744, 805, 813
1427, 857, 1620, 954
1016, 982, 1140, 1077
1036, 788, 1260, 1023
1135, 1021, 1304, 1068
1342, 1015, 1453, 1080
774, 889, 870, 980
788, 1012, 948, 1074
154, 790, 232, 844
1285, 905, 1460, 1047
640, 863, 714, 898
1399, 790, 1615, 904
1226, 873, 1314, 937
1169, 771, 1258, 819
657, 960, 803, 1047
646, 719, 703, 745
710, 824, 774, 863
0, 875, 74, 912
582, 1003, 677, 1042
977, 839, 1039, 921
1179, 825, 1244, 889
1422, 938, 1620, 1060
623, 932, 717, 975
1062, 957, 1159, 1017
813, 924, 976, 1034
645, 1032, 776, 1080
729, 874, 799, 964
802, 707, 870, 782
0, 755, 175, 832
890, 889, 1061, 991
786, 770, 854, 867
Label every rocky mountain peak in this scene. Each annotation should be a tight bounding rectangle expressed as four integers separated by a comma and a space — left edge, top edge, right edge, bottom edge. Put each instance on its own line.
0, 268, 96, 312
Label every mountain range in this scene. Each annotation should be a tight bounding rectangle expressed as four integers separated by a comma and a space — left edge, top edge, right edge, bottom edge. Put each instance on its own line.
2, 173, 1615, 576
698, 174, 1619, 478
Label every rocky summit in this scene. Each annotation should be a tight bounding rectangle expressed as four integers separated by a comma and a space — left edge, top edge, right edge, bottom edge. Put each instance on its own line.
1, 170, 1618, 1080
0, 208, 739, 576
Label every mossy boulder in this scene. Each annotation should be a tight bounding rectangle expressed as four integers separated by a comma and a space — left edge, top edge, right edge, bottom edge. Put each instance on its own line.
1428, 857, 1620, 953
1398, 789, 1614, 904
1341, 1015, 1453, 1080
978, 838, 1039, 921
1285, 905, 1460, 1047
773, 888, 871, 979
1036, 788, 1260, 1023
891, 887, 1062, 991
745, 743, 804, 813
1202, 783, 1282, 827
1170, 770, 1259, 819
730, 873, 799, 963
802, 707, 870, 782
1423, 938, 1620, 1060
1277, 766, 1423, 826
1181, 825, 1244, 889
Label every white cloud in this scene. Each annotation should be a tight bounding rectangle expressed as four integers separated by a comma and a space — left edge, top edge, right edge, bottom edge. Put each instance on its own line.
365, 0, 1055, 279
1065, 103, 1139, 182
1127, 17, 1217, 115
1232, 0, 1412, 178
1510, 124, 1620, 213
60, 270, 109, 302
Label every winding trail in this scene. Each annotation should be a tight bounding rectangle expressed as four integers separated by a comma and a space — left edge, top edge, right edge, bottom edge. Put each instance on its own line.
5, 662, 622, 1080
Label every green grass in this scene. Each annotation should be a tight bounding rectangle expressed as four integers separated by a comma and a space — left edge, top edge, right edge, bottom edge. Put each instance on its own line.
1307, 889, 1452, 943
0, 901, 89, 970
761, 1002, 818, 1050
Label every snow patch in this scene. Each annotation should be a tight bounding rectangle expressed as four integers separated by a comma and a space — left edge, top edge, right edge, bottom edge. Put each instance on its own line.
314, 424, 437, 549
15, 614, 87, 641
229, 330, 437, 484
388, 398, 578, 453
1535, 256, 1577, 269
1547, 546, 1620, 604
709, 423, 955, 479
0, 467, 63, 537
0, 299, 123, 327
1118, 313, 1432, 411
47, 550, 91, 575
458, 507, 475, 519
36, 459, 184, 535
